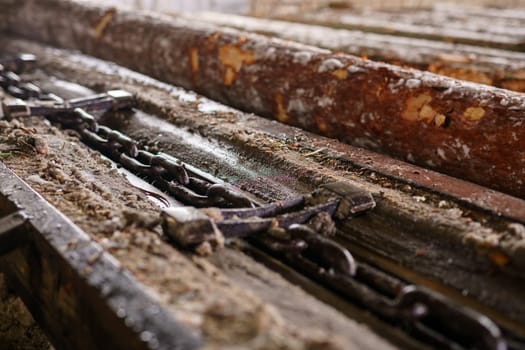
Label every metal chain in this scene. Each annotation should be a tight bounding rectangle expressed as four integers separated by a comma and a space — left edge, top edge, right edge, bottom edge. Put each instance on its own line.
64, 112, 255, 209
0, 56, 254, 208
0, 54, 512, 350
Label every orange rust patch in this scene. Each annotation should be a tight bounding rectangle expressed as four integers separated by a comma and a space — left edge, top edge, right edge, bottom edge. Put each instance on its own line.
404, 93, 433, 122
316, 118, 329, 133
331, 68, 348, 80
488, 250, 510, 267
433, 113, 447, 127
189, 48, 199, 75
205, 32, 221, 50
501, 79, 525, 92
463, 106, 485, 121
218, 45, 255, 86
224, 67, 236, 86
93, 8, 116, 39
402, 93, 446, 126
274, 94, 288, 123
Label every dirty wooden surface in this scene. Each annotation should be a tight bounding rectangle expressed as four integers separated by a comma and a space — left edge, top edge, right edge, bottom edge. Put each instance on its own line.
3, 0, 525, 199
5, 38, 525, 337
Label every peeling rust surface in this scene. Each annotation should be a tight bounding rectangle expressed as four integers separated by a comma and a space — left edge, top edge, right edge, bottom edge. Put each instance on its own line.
4, 0, 525, 198
186, 12, 525, 93
217, 44, 255, 86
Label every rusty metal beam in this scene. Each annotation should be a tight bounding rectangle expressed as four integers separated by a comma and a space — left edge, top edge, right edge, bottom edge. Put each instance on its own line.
185, 12, 525, 92
0, 162, 200, 350
2, 0, 525, 200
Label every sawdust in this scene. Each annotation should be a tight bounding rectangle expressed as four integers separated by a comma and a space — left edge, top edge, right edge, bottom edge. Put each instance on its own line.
0, 274, 52, 350
0, 105, 357, 349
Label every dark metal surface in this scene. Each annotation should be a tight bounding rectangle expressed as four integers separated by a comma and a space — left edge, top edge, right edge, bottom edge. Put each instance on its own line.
159, 175, 508, 349
254, 227, 507, 350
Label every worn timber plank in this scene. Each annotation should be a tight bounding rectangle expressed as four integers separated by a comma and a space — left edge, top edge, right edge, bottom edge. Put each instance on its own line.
0, 164, 201, 350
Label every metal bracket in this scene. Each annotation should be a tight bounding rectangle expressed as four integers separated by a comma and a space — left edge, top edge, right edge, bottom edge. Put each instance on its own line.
2, 89, 135, 119
161, 181, 375, 247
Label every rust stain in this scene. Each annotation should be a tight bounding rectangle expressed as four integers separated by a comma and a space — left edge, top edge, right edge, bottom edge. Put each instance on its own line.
433, 113, 447, 127
501, 79, 525, 92
331, 68, 348, 80
189, 48, 199, 75
402, 93, 446, 126
218, 45, 255, 86
463, 106, 486, 121
93, 8, 116, 39
224, 67, 236, 86
488, 250, 510, 267
205, 32, 222, 50
274, 94, 288, 122
316, 118, 329, 133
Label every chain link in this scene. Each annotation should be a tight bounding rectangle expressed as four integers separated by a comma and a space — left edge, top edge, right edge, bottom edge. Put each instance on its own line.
78, 120, 254, 208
